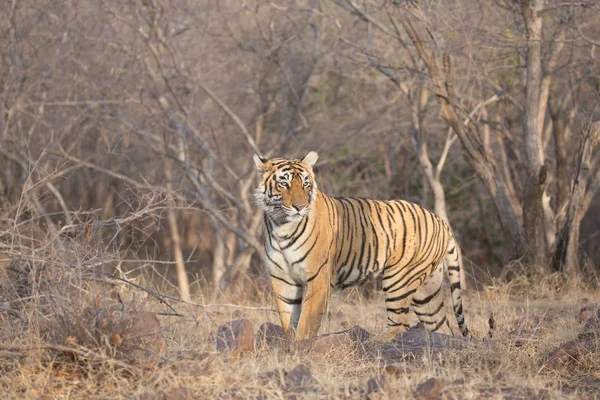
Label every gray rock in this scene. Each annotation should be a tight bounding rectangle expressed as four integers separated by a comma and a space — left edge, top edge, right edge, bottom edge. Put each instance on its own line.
370, 329, 490, 362
213, 319, 255, 355
255, 322, 286, 348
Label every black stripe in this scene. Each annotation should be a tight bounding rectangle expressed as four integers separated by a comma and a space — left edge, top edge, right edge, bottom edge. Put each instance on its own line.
276, 295, 302, 305
358, 200, 376, 269
387, 307, 410, 314
412, 284, 442, 305
351, 200, 368, 275
382, 263, 405, 281
291, 232, 320, 266
339, 198, 358, 268
385, 288, 417, 302
383, 262, 431, 292
404, 202, 423, 266
455, 304, 463, 315
366, 200, 380, 272
431, 315, 448, 332
265, 251, 284, 270
307, 258, 329, 282
387, 318, 410, 328
281, 215, 308, 241
270, 274, 302, 287
386, 202, 397, 224
414, 301, 445, 318
396, 202, 416, 265
408, 203, 431, 265
286, 224, 314, 251
333, 199, 348, 266
337, 252, 357, 287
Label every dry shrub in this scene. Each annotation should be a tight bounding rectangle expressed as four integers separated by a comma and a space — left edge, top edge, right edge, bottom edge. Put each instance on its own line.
0, 191, 169, 368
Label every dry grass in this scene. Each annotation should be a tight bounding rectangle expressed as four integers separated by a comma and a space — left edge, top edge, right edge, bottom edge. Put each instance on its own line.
2, 265, 600, 399
1, 210, 600, 399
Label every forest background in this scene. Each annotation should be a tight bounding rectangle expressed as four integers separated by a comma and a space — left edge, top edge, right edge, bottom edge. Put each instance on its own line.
1, 0, 600, 303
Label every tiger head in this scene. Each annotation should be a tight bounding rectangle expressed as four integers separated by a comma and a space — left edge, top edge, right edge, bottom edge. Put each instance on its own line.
253, 151, 318, 223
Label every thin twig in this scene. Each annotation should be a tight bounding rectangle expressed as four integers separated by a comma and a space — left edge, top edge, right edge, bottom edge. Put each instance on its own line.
196, 82, 261, 154
94, 273, 276, 312
45, 182, 74, 226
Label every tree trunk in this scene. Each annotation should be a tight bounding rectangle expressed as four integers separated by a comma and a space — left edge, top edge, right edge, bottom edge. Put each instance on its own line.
521, 0, 544, 171
409, 87, 450, 221
550, 97, 580, 222
521, 0, 548, 271
523, 165, 549, 274
164, 161, 191, 302
552, 122, 600, 274
165, 196, 191, 301
212, 229, 227, 291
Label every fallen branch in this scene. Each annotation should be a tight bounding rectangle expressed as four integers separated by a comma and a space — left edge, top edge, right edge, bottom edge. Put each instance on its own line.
94, 273, 277, 313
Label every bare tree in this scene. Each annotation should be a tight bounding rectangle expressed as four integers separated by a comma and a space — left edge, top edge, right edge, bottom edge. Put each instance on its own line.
332, 0, 600, 276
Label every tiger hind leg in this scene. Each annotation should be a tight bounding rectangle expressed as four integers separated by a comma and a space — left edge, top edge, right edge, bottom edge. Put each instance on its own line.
382, 268, 424, 338
411, 262, 452, 335
446, 237, 469, 337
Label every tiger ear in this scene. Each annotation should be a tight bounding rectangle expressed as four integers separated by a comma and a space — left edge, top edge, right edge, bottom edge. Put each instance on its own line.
301, 151, 318, 168
253, 153, 269, 171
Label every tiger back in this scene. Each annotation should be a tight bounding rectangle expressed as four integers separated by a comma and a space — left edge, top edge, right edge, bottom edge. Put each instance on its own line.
254, 151, 469, 341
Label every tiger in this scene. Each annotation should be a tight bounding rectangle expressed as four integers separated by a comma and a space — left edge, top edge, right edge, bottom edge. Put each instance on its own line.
253, 151, 472, 341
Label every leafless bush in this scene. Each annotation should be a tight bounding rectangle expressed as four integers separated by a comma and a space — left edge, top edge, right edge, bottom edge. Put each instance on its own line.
0, 182, 170, 359
0, 0, 599, 299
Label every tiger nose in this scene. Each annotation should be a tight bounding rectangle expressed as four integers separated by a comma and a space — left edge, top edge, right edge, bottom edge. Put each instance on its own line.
293, 204, 306, 212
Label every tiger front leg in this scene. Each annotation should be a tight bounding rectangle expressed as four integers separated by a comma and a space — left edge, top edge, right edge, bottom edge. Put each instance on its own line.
294, 262, 332, 340
270, 276, 303, 343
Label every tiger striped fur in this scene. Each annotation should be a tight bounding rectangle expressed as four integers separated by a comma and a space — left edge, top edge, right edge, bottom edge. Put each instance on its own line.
254, 151, 470, 341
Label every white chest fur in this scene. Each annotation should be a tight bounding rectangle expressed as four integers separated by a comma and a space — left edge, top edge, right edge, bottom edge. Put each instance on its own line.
266, 216, 316, 286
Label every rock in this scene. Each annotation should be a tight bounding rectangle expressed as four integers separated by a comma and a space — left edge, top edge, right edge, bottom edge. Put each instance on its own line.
582, 309, 600, 333
338, 385, 366, 397
285, 364, 316, 389
370, 329, 488, 362
255, 322, 286, 348
579, 305, 598, 324
77, 308, 166, 354
163, 386, 195, 400
578, 308, 600, 351
366, 374, 387, 397
218, 386, 241, 400
381, 362, 418, 377
415, 378, 444, 399
136, 394, 157, 400
261, 364, 318, 396
295, 326, 370, 358
411, 323, 427, 331
284, 364, 319, 399
122, 311, 166, 353
544, 340, 590, 371
213, 319, 255, 355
